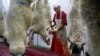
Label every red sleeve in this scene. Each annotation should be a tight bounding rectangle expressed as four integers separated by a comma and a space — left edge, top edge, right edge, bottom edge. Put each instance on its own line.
61, 11, 67, 26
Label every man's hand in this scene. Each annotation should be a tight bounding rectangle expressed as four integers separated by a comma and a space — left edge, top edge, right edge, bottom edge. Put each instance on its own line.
50, 28, 58, 33
53, 28, 58, 32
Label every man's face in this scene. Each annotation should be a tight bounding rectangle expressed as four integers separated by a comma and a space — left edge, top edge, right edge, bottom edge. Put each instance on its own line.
54, 7, 60, 13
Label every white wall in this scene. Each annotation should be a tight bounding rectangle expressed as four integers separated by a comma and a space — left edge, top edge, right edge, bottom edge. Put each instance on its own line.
2, 0, 10, 11
0, 0, 10, 11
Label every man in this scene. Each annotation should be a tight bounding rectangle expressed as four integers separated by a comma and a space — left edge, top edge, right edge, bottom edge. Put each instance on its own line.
50, 5, 70, 56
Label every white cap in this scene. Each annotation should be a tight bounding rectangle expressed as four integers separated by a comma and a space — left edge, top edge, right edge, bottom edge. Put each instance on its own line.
53, 4, 60, 8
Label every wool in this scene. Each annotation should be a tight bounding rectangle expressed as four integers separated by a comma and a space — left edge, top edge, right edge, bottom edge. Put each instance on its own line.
4, 0, 51, 55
